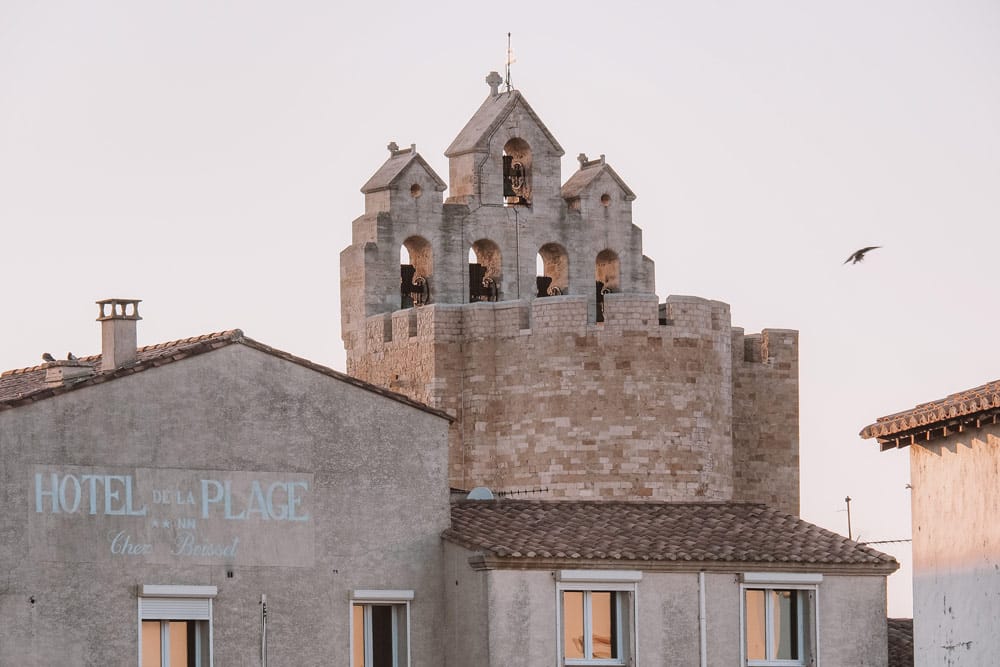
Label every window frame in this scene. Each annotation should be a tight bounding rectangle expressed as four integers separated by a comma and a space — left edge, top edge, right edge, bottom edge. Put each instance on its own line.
350, 589, 413, 667
556, 570, 640, 667
137, 584, 216, 667
740, 573, 821, 667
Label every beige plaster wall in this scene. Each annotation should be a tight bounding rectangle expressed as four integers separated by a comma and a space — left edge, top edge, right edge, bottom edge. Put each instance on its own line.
818, 575, 889, 667
909, 425, 1000, 667
440, 556, 887, 667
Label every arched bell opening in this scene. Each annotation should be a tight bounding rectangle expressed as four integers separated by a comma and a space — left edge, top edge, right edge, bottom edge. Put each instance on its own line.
595, 249, 620, 322
536, 243, 569, 297
400, 236, 432, 309
469, 240, 502, 302
502, 137, 532, 206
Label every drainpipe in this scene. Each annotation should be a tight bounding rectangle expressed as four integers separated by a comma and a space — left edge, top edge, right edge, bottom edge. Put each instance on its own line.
261, 594, 268, 667
698, 572, 708, 667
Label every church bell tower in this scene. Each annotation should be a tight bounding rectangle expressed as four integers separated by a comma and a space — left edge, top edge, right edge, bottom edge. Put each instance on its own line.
339, 74, 800, 515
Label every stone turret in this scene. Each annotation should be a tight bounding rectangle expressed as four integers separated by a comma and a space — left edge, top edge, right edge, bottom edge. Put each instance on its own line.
339, 75, 800, 514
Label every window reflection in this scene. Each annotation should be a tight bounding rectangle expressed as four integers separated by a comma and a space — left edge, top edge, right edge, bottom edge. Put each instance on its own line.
563, 591, 585, 659
771, 590, 799, 660
590, 591, 617, 659
562, 589, 627, 663
141, 620, 200, 667
353, 605, 366, 667
745, 589, 766, 660
745, 587, 807, 665
142, 621, 162, 667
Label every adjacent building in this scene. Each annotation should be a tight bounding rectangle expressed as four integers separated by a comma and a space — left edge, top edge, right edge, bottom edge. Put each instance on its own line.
0, 301, 452, 665
443, 499, 896, 666
861, 380, 1000, 667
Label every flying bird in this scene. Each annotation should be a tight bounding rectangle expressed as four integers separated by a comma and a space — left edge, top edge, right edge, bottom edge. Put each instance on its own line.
844, 246, 881, 265
41, 352, 55, 362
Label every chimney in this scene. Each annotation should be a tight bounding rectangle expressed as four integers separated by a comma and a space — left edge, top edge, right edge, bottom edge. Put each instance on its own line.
97, 298, 141, 371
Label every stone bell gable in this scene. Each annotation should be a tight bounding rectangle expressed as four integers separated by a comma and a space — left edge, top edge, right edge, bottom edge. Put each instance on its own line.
339, 73, 801, 515
444, 75, 564, 212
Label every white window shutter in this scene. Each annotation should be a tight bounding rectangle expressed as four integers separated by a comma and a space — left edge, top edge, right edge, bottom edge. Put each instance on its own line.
140, 596, 211, 620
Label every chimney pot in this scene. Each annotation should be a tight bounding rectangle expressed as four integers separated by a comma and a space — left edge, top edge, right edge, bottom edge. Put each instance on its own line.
96, 298, 142, 371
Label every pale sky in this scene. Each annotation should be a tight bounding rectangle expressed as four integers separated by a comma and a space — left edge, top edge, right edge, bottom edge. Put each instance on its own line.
3, 1, 999, 618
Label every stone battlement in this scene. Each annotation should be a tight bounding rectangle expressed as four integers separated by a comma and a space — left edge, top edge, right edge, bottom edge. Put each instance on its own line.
360, 294, 792, 369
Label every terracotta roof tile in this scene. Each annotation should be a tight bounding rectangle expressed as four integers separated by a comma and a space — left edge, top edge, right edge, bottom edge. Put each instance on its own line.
0, 331, 451, 421
860, 379, 1000, 446
0, 331, 243, 405
444, 500, 897, 571
887, 618, 913, 667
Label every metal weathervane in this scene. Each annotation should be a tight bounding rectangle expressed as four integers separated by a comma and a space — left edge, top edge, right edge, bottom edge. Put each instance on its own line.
505, 32, 515, 93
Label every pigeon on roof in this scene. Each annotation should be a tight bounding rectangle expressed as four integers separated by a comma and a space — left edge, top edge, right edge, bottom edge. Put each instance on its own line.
67, 352, 78, 360
41, 353, 55, 362
844, 246, 881, 265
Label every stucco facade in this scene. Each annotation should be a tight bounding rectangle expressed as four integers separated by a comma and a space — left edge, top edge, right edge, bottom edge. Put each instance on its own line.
863, 389, 1000, 667
0, 335, 451, 665
909, 428, 1000, 665
442, 541, 891, 667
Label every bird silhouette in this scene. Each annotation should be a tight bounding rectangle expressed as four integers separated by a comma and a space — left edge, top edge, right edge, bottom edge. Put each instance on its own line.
41, 352, 55, 362
67, 352, 78, 361
844, 246, 881, 265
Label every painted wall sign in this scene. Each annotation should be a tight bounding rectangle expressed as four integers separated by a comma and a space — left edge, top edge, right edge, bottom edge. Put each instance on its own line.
29, 466, 315, 567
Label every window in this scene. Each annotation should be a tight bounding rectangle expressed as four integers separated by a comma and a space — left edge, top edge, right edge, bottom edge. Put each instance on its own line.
142, 620, 209, 667
351, 590, 412, 667
557, 570, 639, 666
138, 585, 216, 667
741, 574, 819, 666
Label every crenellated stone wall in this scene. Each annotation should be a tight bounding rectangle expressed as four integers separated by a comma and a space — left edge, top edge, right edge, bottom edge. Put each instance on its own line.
731, 328, 800, 515
347, 293, 798, 509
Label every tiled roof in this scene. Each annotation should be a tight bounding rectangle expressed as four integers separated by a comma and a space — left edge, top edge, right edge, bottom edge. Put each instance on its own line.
860, 379, 1000, 448
444, 500, 897, 572
444, 91, 564, 158
0, 331, 451, 421
561, 160, 636, 202
887, 618, 913, 667
360, 146, 447, 194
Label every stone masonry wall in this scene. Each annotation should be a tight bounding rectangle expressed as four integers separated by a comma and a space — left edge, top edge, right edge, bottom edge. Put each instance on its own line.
731, 327, 800, 515
344, 293, 798, 503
